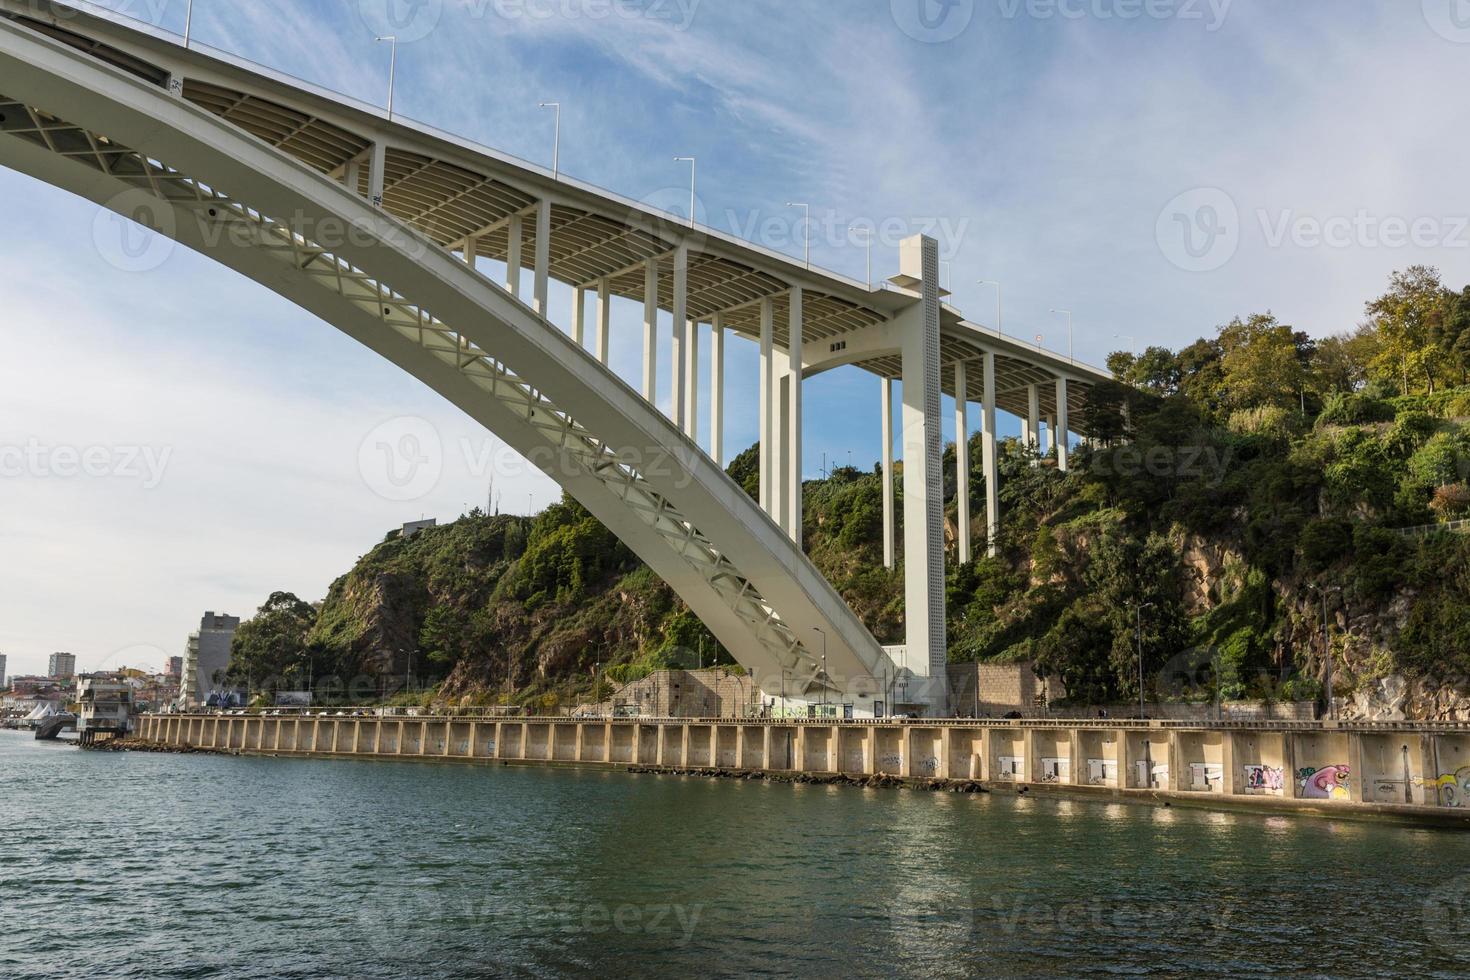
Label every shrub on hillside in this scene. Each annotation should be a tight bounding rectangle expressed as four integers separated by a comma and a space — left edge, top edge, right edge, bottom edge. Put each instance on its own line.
1317, 392, 1395, 427
1430, 483, 1470, 519
1299, 518, 1353, 572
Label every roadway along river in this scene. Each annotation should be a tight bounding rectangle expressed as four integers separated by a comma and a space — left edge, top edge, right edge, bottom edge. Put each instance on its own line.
3, 732, 1468, 978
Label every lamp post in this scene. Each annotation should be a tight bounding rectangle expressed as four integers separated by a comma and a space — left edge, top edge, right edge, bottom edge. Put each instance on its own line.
786, 202, 811, 267
1050, 308, 1073, 362
811, 627, 827, 715
184, 0, 195, 48
538, 102, 561, 179
673, 156, 697, 227
374, 35, 398, 120
1134, 601, 1155, 718
850, 226, 873, 289
1309, 584, 1342, 720
978, 280, 1002, 336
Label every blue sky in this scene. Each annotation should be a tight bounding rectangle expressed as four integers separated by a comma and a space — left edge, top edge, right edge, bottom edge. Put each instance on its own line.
5, 0, 1470, 675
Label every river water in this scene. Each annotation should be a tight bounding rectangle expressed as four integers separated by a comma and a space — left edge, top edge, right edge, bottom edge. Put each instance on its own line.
2, 732, 1468, 979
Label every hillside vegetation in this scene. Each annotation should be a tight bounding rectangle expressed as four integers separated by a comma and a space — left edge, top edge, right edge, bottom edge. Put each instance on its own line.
228, 266, 1470, 716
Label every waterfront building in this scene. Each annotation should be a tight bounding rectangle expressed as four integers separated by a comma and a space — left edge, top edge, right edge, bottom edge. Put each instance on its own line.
167, 656, 183, 679
945, 663, 1066, 718
180, 612, 240, 708
48, 652, 77, 679
77, 673, 136, 734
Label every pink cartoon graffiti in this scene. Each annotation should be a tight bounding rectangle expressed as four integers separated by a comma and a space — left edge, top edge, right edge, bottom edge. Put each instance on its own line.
1298, 765, 1350, 800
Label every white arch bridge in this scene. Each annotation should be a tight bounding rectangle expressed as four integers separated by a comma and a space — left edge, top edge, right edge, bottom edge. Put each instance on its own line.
0, 3, 1112, 716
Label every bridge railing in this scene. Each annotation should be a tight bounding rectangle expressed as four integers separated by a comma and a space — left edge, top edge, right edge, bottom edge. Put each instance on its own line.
139, 710, 1470, 732
1393, 518, 1470, 538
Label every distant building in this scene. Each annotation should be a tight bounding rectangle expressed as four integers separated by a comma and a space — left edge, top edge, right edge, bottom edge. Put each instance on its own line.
180, 612, 240, 707
8, 675, 60, 698
48, 652, 77, 680
946, 662, 1066, 718
0, 653, 7, 689
166, 656, 183, 679
401, 519, 437, 539
593, 669, 760, 719
77, 673, 135, 734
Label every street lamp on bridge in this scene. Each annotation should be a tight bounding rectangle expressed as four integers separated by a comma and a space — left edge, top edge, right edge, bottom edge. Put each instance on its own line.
374, 35, 399, 120
673, 157, 697, 227
978, 279, 1002, 336
1050, 308, 1074, 363
538, 102, 561, 180
811, 626, 827, 715
786, 202, 811, 268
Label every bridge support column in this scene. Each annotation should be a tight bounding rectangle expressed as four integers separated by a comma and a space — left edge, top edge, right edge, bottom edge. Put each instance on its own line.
571, 285, 586, 347
533, 197, 551, 316
954, 360, 971, 564
981, 350, 999, 558
367, 140, 385, 209
710, 314, 725, 466
505, 212, 522, 299
1026, 383, 1041, 464
771, 347, 789, 527
1055, 377, 1070, 473
683, 318, 700, 439
882, 377, 895, 570
786, 286, 804, 546
595, 278, 611, 365
759, 297, 775, 512
463, 235, 478, 270
642, 260, 658, 399
898, 235, 947, 711
1043, 415, 1054, 458
670, 242, 689, 426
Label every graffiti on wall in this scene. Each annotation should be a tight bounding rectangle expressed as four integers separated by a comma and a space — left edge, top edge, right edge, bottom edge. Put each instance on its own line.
1423, 766, 1470, 807
1298, 765, 1350, 800
1039, 758, 1070, 783
1243, 765, 1284, 791
1087, 758, 1118, 785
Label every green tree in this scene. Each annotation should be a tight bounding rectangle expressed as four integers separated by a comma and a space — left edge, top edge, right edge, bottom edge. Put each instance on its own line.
228, 591, 318, 692
1365, 265, 1450, 394
1217, 313, 1313, 412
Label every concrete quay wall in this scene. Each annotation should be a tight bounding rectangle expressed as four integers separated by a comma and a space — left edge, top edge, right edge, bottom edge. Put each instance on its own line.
133, 714, 1470, 823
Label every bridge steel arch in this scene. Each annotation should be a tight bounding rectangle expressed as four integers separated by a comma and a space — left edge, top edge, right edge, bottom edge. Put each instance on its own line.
0, 17, 896, 707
